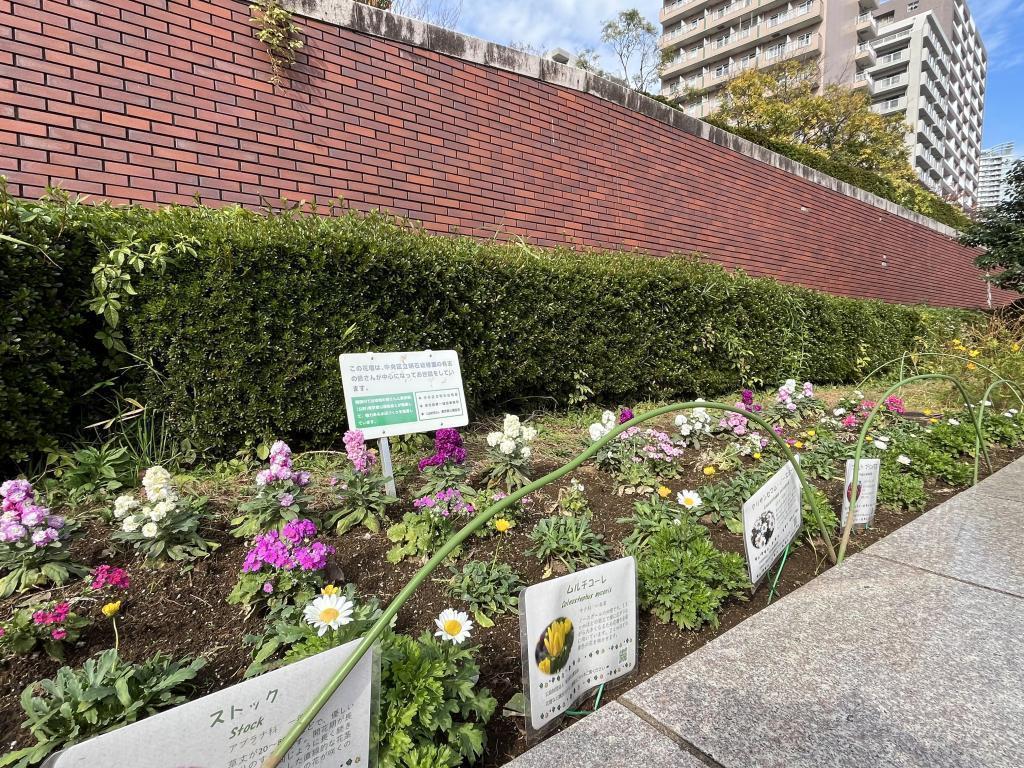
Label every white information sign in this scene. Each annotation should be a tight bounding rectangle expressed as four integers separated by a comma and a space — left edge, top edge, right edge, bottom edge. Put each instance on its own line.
841, 458, 881, 529
48, 639, 377, 768
519, 557, 637, 736
339, 350, 468, 440
742, 461, 803, 585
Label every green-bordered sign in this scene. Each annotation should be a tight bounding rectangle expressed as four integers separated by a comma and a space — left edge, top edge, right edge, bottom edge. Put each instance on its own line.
339, 350, 468, 440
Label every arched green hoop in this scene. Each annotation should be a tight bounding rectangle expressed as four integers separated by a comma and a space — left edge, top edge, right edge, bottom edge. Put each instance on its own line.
857, 351, 1019, 402
838, 374, 990, 565
262, 401, 835, 767
973, 379, 1024, 485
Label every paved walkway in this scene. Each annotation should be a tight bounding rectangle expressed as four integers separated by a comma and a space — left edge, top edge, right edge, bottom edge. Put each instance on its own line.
508, 457, 1024, 768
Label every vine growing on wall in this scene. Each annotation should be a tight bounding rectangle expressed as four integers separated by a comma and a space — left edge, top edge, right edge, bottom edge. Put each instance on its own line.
250, 0, 304, 86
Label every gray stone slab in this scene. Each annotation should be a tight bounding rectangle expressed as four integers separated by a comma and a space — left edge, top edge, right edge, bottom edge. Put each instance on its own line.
622, 554, 1024, 768
865, 490, 1024, 597
972, 456, 1024, 503
502, 701, 705, 768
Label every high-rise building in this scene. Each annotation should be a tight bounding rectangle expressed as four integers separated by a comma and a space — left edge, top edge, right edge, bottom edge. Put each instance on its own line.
657, 0, 986, 209
658, 0, 880, 120
978, 142, 1019, 209
868, 1, 986, 209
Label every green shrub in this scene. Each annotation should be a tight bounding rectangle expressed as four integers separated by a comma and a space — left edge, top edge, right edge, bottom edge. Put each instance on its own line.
528, 514, 608, 572
878, 466, 927, 512
443, 560, 524, 627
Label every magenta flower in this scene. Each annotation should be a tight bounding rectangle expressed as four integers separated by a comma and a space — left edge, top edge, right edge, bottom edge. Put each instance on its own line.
418, 428, 467, 471
51, 628, 67, 640
618, 408, 634, 424
279, 493, 295, 508
91, 565, 131, 591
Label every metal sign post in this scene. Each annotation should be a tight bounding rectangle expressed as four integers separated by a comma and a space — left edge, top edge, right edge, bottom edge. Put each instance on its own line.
377, 436, 396, 497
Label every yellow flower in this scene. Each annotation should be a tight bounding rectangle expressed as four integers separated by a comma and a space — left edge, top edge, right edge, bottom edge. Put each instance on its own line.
794, 441, 804, 449
101, 601, 121, 618
657, 485, 671, 498
494, 517, 513, 533
538, 657, 552, 674
929, 418, 939, 424
806, 429, 816, 437
923, 408, 932, 416
752, 452, 762, 460
321, 584, 341, 596
543, 618, 572, 659
952, 339, 962, 346
968, 349, 980, 358
966, 362, 977, 371
703, 466, 716, 477
1012, 343, 1021, 353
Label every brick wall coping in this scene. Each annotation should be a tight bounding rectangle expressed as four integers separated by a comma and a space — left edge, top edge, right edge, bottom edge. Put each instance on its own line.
284, 0, 960, 238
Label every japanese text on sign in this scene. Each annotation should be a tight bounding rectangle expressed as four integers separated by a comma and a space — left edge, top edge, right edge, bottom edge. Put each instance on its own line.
742, 461, 802, 585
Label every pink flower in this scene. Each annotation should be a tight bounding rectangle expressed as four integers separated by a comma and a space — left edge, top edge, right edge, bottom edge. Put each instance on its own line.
262, 582, 274, 594
842, 414, 859, 428
279, 493, 294, 508
51, 628, 67, 640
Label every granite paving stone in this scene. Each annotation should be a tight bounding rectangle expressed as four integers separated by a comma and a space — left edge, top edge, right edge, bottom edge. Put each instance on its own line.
865, 488, 1024, 596
622, 554, 1024, 768
502, 701, 705, 768
970, 456, 1024, 502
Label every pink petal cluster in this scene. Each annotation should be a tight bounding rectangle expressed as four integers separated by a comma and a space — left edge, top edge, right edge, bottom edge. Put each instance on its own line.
32, 601, 70, 626
413, 488, 475, 519
0, 479, 63, 547
255, 441, 309, 487
884, 395, 906, 415
90, 564, 131, 591
639, 429, 684, 460
720, 407, 750, 436
343, 430, 377, 475
241, 518, 333, 574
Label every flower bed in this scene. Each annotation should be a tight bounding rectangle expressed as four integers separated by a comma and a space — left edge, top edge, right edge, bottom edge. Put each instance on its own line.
2, 381, 1023, 767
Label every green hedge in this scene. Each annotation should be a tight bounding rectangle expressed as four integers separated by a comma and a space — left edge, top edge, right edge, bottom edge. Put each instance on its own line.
2, 194, 974, 459
705, 121, 971, 231
0, 188, 107, 462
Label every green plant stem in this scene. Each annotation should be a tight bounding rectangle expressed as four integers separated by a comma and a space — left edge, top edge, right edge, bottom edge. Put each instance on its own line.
112, 617, 119, 652
262, 402, 834, 768
838, 373, 990, 564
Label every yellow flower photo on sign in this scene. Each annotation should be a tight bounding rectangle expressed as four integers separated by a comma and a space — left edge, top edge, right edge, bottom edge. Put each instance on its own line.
534, 617, 574, 676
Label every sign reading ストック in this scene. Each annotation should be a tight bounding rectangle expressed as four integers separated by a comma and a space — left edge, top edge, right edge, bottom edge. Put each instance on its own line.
841, 458, 881, 529
48, 639, 377, 768
742, 461, 802, 585
339, 350, 468, 440
519, 557, 637, 737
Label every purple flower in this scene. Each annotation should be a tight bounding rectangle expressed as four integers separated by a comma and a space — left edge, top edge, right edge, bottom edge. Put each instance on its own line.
741, 389, 755, 406
255, 470, 271, 486
618, 408, 634, 424
46, 515, 65, 530
344, 430, 377, 475
418, 429, 467, 471
31, 529, 49, 546
20, 505, 47, 528
262, 582, 274, 594
295, 471, 311, 487
279, 493, 295, 508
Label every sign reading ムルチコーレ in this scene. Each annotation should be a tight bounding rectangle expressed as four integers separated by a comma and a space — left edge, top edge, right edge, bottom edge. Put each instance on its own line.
338, 350, 468, 441
47, 639, 377, 768
742, 461, 802, 586
841, 458, 881, 529
519, 557, 637, 738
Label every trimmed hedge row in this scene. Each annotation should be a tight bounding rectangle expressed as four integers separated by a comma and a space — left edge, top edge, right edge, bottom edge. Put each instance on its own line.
706, 121, 971, 231
1, 195, 970, 459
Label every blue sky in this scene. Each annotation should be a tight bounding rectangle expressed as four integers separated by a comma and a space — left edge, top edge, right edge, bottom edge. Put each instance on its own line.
457, 0, 1022, 148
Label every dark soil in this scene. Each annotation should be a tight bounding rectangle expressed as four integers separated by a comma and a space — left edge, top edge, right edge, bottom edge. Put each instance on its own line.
1, 418, 1020, 766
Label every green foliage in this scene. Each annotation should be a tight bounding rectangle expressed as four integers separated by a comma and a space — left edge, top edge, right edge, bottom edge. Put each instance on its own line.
0, 602, 91, 662
618, 496, 688, 552
231, 481, 313, 539
528, 515, 608, 572
443, 560, 524, 628
626, 517, 749, 630
327, 466, 399, 535
0, 185, 107, 464
111, 496, 217, 562
698, 468, 769, 534
0, 534, 88, 598
387, 509, 461, 564
249, 0, 304, 85
379, 632, 497, 768
2, 649, 205, 768
962, 160, 1024, 293
878, 466, 927, 512
49, 442, 132, 502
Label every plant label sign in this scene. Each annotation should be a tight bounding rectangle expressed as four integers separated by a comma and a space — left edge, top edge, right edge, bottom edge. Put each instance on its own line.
841, 458, 881, 529
47, 639, 378, 768
742, 461, 802, 586
338, 350, 468, 440
519, 556, 637, 739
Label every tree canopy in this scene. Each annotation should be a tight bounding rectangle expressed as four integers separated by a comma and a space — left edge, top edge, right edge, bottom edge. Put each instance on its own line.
962, 161, 1024, 293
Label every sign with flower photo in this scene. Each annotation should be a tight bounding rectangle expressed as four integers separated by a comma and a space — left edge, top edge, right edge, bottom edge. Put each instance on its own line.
841, 458, 881, 529
519, 557, 637, 738
48, 638, 378, 768
339, 350, 468, 440
742, 462, 802, 585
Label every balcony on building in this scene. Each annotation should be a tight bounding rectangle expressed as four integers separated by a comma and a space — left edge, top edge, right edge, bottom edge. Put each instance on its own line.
855, 41, 876, 67
858, 0, 880, 9
852, 71, 874, 94
873, 27, 912, 53
873, 71, 908, 96
872, 95, 907, 115
758, 32, 821, 68
661, 0, 714, 24
764, 1, 823, 38
856, 12, 878, 39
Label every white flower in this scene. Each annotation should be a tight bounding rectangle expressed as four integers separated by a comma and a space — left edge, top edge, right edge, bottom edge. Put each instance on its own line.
142, 466, 177, 503
502, 414, 521, 438
434, 608, 473, 644
833, 408, 846, 417
1004, 411, 1018, 418
897, 454, 912, 466
948, 418, 961, 426
521, 426, 538, 442
303, 594, 355, 636
588, 423, 606, 442
873, 439, 889, 450
499, 439, 516, 455
570, 478, 585, 493
122, 514, 142, 533
113, 495, 139, 520
601, 410, 616, 428
141, 522, 159, 538
521, 446, 532, 459
486, 431, 502, 448
981, 400, 993, 407
677, 490, 702, 510
784, 378, 796, 391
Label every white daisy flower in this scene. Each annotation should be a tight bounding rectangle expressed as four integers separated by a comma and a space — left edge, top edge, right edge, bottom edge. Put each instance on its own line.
677, 490, 703, 510
434, 608, 473, 644
948, 418, 961, 426
897, 454, 912, 466
303, 594, 355, 636
873, 439, 889, 450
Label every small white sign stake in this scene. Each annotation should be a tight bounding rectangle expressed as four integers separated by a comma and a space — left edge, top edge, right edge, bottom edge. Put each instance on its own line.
48, 639, 377, 768
377, 437, 396, 496
841, 458, 881, 529
519, 557, 637, 739
742, 462, 803, 586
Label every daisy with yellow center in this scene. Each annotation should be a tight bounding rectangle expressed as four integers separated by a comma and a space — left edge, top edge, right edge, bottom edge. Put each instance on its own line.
676, 490, 702, 510
494, 517, 513, 533
703, 466, 716, 477
657, 485, 671, 499
303, 594, 354, 636
435, 608, 473, 645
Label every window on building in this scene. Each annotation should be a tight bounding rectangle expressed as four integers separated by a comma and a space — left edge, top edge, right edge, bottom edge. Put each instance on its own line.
877, 12, 895, 23
797, 32, 812, 45
907, 1, 919, 10
715, 63, 729, 76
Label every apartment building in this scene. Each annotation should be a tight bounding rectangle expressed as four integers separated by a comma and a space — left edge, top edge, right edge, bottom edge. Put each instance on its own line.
978, 142, 1020, 208
658, 0, 879, 119
868, 0, 986, 208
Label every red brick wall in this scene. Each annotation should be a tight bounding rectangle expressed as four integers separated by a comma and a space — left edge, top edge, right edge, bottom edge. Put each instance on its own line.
0, 0, 1008, 308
